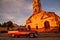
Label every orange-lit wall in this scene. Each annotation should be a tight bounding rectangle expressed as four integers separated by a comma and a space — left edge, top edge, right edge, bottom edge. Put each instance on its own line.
26, 11, 59, 32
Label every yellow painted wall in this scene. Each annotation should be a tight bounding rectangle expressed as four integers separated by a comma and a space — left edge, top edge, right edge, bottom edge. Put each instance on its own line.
26, 11, 59, 32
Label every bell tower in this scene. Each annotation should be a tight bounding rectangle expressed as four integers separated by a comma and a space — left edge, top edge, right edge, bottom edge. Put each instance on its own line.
33, 0, 42, 14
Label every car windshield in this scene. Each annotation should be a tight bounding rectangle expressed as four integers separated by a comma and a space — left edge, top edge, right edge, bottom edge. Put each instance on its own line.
22, 28, 27, 31
17, 27, 27, 31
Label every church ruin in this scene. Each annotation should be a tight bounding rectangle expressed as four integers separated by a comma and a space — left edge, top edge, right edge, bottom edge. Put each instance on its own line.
26, 0, 60, 32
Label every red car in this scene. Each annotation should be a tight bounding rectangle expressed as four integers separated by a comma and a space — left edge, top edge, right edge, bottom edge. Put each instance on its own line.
8, 28, 38, 38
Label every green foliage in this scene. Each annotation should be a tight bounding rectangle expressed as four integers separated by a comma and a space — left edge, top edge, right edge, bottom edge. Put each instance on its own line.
1, 21, 13, 27
2, 22, 7, 27
7, 21, 13, 27
0, 23, 1, 27
0, 21, 18, 31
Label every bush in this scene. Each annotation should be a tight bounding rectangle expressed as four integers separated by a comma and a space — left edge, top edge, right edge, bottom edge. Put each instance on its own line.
0, 31, 8, 33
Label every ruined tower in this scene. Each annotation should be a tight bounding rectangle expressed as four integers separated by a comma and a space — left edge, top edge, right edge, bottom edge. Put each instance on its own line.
33, 0, 42, 14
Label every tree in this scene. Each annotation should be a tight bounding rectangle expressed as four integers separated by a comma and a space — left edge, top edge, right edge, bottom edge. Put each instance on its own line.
2, 22, 7, 27
6, 21, 13, 30
0, 23, 1, 27
1, 21, 14, 30
7, 21, 13, 27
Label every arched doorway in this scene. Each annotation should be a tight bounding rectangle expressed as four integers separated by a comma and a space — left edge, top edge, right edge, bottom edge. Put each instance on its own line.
28, 25, 31, 30
59, 24, 60, 32
44, 21, 50, 31
36, 26, 38, 30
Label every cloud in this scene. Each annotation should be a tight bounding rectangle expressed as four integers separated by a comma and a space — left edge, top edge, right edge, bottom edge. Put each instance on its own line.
6, 16, 15, 20
12, 17, 27, 25
0, 0, 32, 25
0, 13, 15, 21
0, 0, 32, 16
0, 0, 60, 25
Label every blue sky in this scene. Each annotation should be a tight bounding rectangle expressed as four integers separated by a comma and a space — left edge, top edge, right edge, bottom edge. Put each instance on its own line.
0, 0, 60, 25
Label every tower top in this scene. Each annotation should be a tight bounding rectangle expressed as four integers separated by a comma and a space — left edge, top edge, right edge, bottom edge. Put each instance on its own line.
33, 0, 42, 14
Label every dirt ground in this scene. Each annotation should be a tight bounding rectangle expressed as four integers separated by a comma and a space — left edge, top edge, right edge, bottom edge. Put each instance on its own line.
0, 33, 60, 40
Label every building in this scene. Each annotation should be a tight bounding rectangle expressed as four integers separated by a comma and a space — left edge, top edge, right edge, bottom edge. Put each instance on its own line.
26, 0, 60, 32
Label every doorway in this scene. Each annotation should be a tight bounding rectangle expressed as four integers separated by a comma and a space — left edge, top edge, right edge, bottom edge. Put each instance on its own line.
28, 25, 31, 30
44, 21, 50, 29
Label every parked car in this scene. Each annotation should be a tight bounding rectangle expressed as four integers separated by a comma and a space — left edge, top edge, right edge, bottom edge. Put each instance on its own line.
8, 28, 38, 38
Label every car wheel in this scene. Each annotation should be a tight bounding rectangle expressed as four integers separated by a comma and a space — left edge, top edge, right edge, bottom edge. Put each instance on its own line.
35, 33, 38, 37
11, 34, 15, 37
29, 33, 35, 38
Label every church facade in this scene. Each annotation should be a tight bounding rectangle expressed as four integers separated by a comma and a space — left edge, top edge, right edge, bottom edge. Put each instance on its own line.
26, 0, 60, 32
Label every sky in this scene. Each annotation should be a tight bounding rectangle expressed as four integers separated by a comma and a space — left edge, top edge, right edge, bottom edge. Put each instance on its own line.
0, 0, 60, 25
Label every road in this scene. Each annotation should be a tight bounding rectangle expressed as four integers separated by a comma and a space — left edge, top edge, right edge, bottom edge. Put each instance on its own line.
0, 33, 60, 40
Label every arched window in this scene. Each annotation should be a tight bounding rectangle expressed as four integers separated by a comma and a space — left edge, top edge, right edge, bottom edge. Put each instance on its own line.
34, 9, 37, 12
